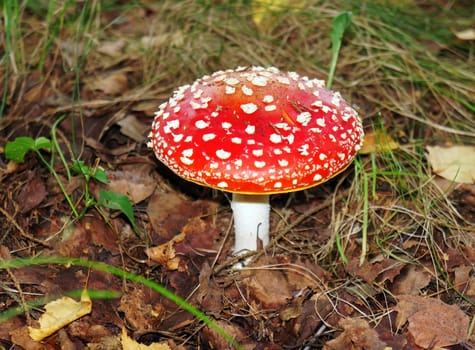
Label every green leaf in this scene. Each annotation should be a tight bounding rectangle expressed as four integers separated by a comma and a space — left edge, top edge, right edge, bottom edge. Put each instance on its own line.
99, 189, 140, 235
71, 160, 91, 177
71, 160, 108, 184
331, 11, 353, 50
34, 136, 53, 152
92, 168, 108, 184
5, 137, 35, 162
327, 11, 353, 89
5, 136, 53, 163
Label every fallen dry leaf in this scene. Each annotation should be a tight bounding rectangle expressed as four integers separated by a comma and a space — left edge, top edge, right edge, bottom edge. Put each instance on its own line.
88, 71, 128, 95
15, 172, 46, 213
345, 257, 403, 284
97, 39, 127, 57
359, 130, 399, 154
395, 295, 469, 348
121, 328, 170, 350
28, 290, 92, 341
117, 114, 149, 142
106, 164, 156, 204
391, 265, 432, 295
145, 232, 185, 270
323, 318, 388, 350
426, 145, 475, 184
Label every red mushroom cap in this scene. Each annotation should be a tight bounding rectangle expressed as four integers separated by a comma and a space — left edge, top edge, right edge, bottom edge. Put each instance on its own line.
149, 66, 363, 194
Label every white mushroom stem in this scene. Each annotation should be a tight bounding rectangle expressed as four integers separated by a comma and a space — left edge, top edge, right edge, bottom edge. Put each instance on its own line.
231, 193, 270, 255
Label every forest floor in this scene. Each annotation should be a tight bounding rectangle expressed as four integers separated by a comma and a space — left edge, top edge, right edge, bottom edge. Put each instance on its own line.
1, 1, 474, 349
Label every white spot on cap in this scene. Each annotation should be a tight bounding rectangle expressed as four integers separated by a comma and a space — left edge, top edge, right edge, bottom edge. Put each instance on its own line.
241, 85, 253, 96
252, 149, 264, 156
202, 133, 216, 141
195, 120, 209, 129
296, 112, 312, 126
222, 122, 232, 129
331, 92, 342, 107
274, 182, 282, 188
288, 72, 299, 80
245, 124, 255, 134
277, 76, 290, 85
234, 159, 243, 167
265, 105, 277, 112
180, 157, 194, 165
216, 149, 231, 159
340, 132, 347, 139
319, 153, 327, 160
338, 152, 346, 160
217, 181, 228, 188
298, 144, 310, 156
190, 100, 202, 109
278, 159, 289, 167
312, 100, 323, 108
225, 85, 235, 94
180, 149, 194, 165
275, 123, 291, 130
263, 95, 274, 103
173, 106, 181, 113
316, 118, 326, 127
173, 134, 184, 142
224, 77, 240, 85
193, 89, 203, 99
210, 162, 219, 169
251, 76, 267, 86
254, 161, 266, 168
231, 137, 242, 144
270, 133, 282, 143
313, 174, 322, 181
241, 103, 258, 114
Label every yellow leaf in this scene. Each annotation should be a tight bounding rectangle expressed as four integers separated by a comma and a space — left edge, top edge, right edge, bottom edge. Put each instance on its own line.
359, 130, 399, 154
28, 290, 92, 341
251, 0, 308, 32
426, 145, 475, 184
121, 328, 171, 350
454, 29, 475, 41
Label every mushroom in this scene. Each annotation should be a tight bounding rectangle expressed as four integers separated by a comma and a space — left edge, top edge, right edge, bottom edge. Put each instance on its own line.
149, 66, 363, 258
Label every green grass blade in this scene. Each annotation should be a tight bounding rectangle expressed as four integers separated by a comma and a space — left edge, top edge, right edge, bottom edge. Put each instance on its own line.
0, 256, 243, 349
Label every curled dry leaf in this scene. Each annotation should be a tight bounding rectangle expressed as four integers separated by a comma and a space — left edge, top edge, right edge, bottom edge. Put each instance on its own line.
145, 233, 185, 271
121, 328, 170, 350
28, 290, 92, 341
426, 145, 475, 184
395, 295, 469, 348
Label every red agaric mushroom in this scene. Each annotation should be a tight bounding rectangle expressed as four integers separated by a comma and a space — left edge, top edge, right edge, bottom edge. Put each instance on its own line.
149, 66, 363, 259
